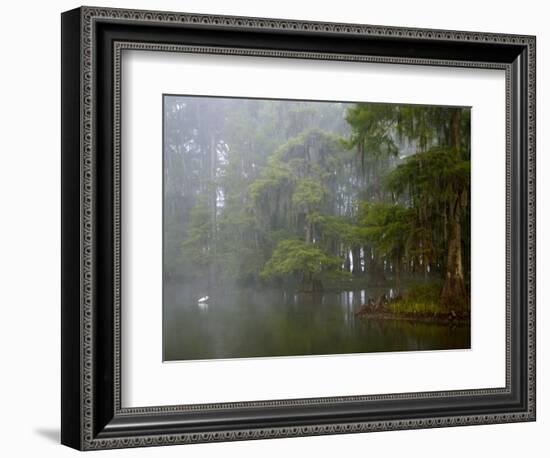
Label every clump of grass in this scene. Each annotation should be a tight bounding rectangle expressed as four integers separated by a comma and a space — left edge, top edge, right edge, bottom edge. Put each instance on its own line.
388, 282, 443, 315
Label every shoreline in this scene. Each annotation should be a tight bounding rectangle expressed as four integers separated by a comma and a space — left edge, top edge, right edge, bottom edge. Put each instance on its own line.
356, 310, 470, 325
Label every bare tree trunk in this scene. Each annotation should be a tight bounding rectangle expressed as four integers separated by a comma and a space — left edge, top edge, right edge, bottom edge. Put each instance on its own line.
208, 136, 217, 284
343, 247, 351, 273
304, 221, 311, 244
394, 257, 401, 289
451, 108, 461, 150
210, 136, 217, 243
367, 249, 386, 284
351, 246, 362, 275
440, 195, 468, 310
440, 109, 469, 311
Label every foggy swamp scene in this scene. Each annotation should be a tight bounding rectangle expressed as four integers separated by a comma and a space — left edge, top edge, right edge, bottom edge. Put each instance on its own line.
163, 95, 471, 361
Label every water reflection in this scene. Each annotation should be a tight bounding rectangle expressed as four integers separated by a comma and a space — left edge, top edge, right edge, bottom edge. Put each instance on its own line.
197, 302, 209, 312
163, 284, 470, 361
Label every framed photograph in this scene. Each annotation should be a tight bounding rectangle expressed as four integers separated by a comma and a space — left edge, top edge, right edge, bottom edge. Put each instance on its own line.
61, 6, 536, 450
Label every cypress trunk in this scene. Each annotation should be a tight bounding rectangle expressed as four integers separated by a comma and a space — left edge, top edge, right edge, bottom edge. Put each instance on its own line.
440, 109, 469, 310
440, 197, 468, 310
351, 246, 362, 275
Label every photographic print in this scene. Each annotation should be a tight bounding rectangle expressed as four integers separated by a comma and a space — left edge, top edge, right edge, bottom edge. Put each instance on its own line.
163, 95, 471, 361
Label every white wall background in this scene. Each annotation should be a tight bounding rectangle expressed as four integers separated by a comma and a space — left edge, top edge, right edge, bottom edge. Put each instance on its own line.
0, 0, 545, 456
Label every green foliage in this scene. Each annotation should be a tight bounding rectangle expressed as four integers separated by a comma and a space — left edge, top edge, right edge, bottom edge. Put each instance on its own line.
261, 239, 342, 280
249, 156, 293, 202
396, 106, 471, 152
344, 103, 399, 161
342, 104, 400, 202
164, 220, 188, 280
181, 202, 213, 269
216, 208, 263, 283
343, 103, 470, 301
387, 282, 443, 314
292, 177, 325, 211
385, 147, 470, 200
356, 202, 415, 261
249, 129, 348, 241
385, 146, 470, 272
318, 215, 357, 245
163, 96, 470, 302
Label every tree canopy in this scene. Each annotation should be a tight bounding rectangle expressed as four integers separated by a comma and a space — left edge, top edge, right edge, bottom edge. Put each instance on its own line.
164, 96, 470, 309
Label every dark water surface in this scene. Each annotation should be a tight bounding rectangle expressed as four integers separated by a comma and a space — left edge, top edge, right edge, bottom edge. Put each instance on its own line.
163, 283, 470, 361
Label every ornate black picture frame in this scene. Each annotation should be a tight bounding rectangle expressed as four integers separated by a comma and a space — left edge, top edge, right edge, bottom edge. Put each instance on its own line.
61, 6, 536, 450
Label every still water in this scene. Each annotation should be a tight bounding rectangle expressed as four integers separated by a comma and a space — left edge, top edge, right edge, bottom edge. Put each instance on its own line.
163, 283, 470, 361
